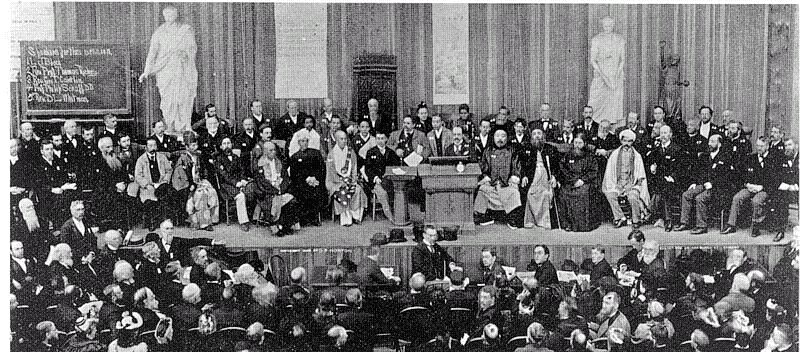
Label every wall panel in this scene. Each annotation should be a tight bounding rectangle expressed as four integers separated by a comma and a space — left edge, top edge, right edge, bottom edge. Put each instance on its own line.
48, 3, 786, 141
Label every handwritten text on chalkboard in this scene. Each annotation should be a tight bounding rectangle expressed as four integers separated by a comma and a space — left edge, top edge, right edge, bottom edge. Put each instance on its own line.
25, 46, 115, 104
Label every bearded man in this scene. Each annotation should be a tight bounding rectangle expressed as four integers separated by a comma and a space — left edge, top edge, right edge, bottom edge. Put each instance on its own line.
474, 129, 524, 229
11, 198, 54, 262
521, 127, 560, 228
602, 129, 650, 228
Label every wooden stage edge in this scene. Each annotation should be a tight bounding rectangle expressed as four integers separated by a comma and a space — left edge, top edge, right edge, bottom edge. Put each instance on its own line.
161, 219, 798, 282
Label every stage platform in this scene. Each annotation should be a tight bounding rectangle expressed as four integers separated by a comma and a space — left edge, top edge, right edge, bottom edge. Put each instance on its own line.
136, 216, 796, 284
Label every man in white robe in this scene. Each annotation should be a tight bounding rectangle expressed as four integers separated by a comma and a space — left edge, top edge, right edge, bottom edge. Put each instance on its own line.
326, 131, 367, 226
602, 129, 650, 228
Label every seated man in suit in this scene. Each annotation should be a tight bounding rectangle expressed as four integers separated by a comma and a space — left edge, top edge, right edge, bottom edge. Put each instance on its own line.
427, 115, 453, 158
150, 120, 180, 153
33, 139, 78, 224
472, 120, 493, 161
58, 200, 98, 264
215, 136, 256, 232
474, 129, 524, 229
388, 115, 431, 164
276, 100, 310, 142
363, 131, 401, 224
98, 113, 122, 147
722, 137, 780, 237
411, 226, 463, 281
510, 119, 530, 150
193, 103, 232, 135
10, 240, 41, 305
588, 292, 631, 340
576, 105, 599, 139
356, 243, 399, 286
134, 137, 176, 231
528, 103, 560, 142
444, 127, 474, 160
452, 104, 476, 139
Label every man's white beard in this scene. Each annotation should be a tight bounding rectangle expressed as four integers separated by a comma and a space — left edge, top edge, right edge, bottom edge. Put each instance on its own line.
23, 213, 40, 232
643, 252, 658, 265
61, 258, 74, 268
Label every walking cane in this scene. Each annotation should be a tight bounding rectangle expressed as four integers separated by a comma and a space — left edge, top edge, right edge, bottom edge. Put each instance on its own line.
545, 155, 561, 229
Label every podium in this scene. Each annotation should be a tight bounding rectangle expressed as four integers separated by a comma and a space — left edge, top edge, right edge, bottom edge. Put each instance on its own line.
418, 163, 480, 236
383, 166, 418, 226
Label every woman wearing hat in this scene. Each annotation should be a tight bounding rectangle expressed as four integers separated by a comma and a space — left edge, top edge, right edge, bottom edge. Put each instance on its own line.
107, 311, 147, 352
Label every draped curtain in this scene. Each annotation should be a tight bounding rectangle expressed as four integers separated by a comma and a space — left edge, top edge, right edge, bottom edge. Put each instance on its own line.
51, 3, 788, 139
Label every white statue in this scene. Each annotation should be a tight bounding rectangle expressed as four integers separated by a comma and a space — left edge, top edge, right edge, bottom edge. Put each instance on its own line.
139, 5, 198, 134
588, 16, 625, 125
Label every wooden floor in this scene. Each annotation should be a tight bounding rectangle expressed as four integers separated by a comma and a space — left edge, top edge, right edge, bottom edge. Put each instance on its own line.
159, 216, 795, 250
131, 215, 796, 283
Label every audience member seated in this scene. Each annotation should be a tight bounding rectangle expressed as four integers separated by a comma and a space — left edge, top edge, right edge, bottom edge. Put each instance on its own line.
337, 288, 375, 351
676, 134, 734, 234
132, 287, 162, 332
325, 130, 368, 226
351, 118, 376, 167
62, 316, 105, 352
528, 244, 558, 287
215, 136, 256, 232
12, 198, 54, 262
57, 200, 98, 266
478, 247, 506, 286
528, 103, 560, 142
427, 114, 453, 157
514, 322, 554, 352
453, 103, 476, 139
473, 119, 493, 160
588, 292, 631, 340
582, 246, 614, 286
108, 311, 148, 352
33, 139, 78, 224
475, 129, 524, 228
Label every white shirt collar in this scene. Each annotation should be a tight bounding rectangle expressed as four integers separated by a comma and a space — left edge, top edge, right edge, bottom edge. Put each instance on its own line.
73, 218, 86, 234
10, 155, 18, 164
661, 140, 671, 149
12, 256, 27, 272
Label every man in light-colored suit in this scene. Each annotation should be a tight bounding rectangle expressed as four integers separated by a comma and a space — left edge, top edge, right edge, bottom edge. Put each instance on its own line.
387, 115, 430, 164
426, 115, 453, 158
135, 137, 176, 230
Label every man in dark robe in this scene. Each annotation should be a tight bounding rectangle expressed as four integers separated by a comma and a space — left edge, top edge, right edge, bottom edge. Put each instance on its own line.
474, 129, 523, 229
289, 132, 327, 227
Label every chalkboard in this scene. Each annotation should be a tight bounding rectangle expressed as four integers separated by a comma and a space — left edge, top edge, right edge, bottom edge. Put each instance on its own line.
21, 41, 131, 116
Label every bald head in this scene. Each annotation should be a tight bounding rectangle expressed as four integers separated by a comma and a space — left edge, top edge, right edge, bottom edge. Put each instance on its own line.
409, 272, 426, 292
368, 98, 379, 114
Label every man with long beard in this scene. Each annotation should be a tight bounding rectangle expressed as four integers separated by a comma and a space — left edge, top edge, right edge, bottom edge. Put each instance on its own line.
588, 292, 630, 340
521, 127, 560, 229
215, 137, 256, 232
11, 198, 53, 262
602, 129, 650, 228
96, 137, 138, 234
474, 129, 524, 229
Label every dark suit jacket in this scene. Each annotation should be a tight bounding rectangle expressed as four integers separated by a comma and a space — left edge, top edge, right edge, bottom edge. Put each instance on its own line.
151, 133, 180, 153
648, 141, 687, 192
356, 257, 393, 285
288, 148, 326, 198
276, 112, 311, 141
530, 260, 558, 287
169, 301, 203, 331
11, 256, 39, 302
98, 128, 122, 146
214, 152, 250, 199
11, 218, 53, 262
58, 218, 97, 260
443, 141, 474, 161
576, 120, 600, 139
528, 119, 561, 142
411, 242, 455, 281
364, 146, 401, 188
471, 134, 492, 160
690, 150, 735, 196
150, 235, 214, 267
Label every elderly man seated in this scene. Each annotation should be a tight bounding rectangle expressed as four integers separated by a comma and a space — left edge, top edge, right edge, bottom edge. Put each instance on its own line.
252, 141, 300, 237
474, 129, 524, 229
602, 129, 651, 228
326, 130, 367, 226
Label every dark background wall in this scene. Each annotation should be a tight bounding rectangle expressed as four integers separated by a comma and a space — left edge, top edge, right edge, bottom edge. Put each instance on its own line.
37, 3, 797, 139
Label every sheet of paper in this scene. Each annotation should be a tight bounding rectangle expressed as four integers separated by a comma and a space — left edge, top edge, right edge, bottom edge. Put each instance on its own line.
557, 270, 578, 282
403, 152, 423, 167
391, 167, 407, 175
577, 274, 591, 284
380, 267, 394, 278
515, 271, 536, 280
702, 275, 715, 284
501, 266, 516, 280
